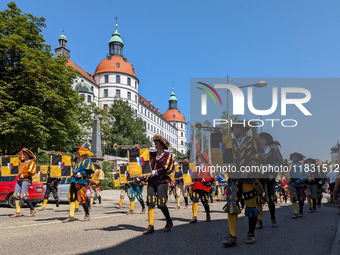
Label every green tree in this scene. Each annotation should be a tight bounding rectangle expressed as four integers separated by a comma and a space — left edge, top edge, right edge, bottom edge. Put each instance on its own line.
0, 2, 81, 154
106, 98, 150, 156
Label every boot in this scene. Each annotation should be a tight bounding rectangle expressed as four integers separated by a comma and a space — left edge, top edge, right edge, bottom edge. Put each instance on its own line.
39, 207, 46, 211
97, 203, 102, 207
28, 209, 37, 217
222, 235, 237, 247
175, 206, 180, 209
126, 210, 134, 215
53, 207, 59, 211
81, 214, 91, 221
62, 216, 74, 223
164, 221, 173, 232
189, 216, 198, 223
143, 225, 154, 235
10, 212, 21, 218
140, 208, 146, 214
298, 212, 303, 217
271, 217, 278, 228
292, 213, 298, 219
206, 214, 211, 222
117, 205, 122, 209
75, 208, 80, 212
308, 207, 313, 213
245, 233, 255, 244
255, 219, 263, 229
184, 205, 189, 209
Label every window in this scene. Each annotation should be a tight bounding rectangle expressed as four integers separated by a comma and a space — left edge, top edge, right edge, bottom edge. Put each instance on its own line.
116, 62, 120, 68
135, 109, 137, 116
181, 132, 183, 137
127, 78, 131, 86
116, 75, 120, 83
105, 75, 108, 83
135, 81, 137, 89
104, 89, 108, 97
148, 123, 150, 130
87, 95, 91, 102
116, 89, 120, 98
135, 95, 137, 103
91, 86, 94, 93
104, 104, 108, 112
127, 92, 131, 100
181, 150, 183, 154
173, 123, 176, 127
148, 112, 150, 118
181, 141, 183, 145
181, 124, 183, 128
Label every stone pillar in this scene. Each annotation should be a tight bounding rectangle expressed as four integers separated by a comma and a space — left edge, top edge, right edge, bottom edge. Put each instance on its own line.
91, 117, 103, 163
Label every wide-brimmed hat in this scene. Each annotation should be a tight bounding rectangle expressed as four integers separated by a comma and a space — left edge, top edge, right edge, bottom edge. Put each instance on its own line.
74, 146, 93, 157
259, 132, 274, 144
197, 151, 210, 164
21, 148, 36, 160
304, 158, 316, 164
93, 163, 101, 169
153, 134, 170, 150
290, 152, 305, 161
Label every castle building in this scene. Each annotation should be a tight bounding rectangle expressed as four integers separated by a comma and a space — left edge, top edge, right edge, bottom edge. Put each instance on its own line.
55, 24, 187, 154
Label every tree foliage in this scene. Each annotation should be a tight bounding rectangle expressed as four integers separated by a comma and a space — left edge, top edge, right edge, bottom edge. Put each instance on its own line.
104, 99, 150, 156
0, 2, 82, 154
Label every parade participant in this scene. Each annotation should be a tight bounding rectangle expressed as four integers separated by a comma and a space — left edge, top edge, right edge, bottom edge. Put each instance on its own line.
117, 164, 130, 209
139, 134, 174, 235
190, 152, 214, 223
287, 152, 308, 219
222, 121, 264, 247
126, 176, 146, 215
169, 180, 176, 201
10, 148, 38, 217
256, 132, 283, 229
89, 163, 104, 209
304, 158, 322, 213
62, 147, 94, 223
175, 161, 189, 209
39, 167, 61, 211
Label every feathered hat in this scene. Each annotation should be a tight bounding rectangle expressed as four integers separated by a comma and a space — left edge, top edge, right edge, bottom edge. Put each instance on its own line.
153, 134, 170, 150
289, 152, 305, 161
197, 151, 210, 164
74, 146, 93, 157
20, 148, 36, 160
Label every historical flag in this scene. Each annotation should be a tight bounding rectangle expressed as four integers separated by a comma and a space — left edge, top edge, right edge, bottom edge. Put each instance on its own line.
120, 165, 133, 184
1, 157, 19, 176
182, 163, 194, 185
32, 165, 48, 183
211, 133, 234, 166
113, 172, 121, 187
50, 155, 72, 177
128, 148, 151, 177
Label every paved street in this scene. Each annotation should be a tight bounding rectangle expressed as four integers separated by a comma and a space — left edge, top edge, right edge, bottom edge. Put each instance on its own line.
0, 191, 338, 255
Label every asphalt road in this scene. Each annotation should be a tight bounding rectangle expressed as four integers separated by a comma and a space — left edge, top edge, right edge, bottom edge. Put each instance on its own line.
0, 191, 338, 255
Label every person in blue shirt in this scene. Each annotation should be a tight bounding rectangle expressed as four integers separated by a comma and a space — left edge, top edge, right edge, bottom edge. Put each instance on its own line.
175, 162, 188, 209
63, 147, 94, 223
286, 152, 309, 219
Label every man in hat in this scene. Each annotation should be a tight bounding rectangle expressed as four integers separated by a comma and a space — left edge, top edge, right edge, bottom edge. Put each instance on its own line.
222, 121, 264, 247
89, 163, 105, 209
117, 163, 130, 209
10, 148, 38, 217
256, 132, 283, 229
63, 147, 94, 223
286, 152, 309, 219
137, 134, 174, 235
190, 152, 215, 223
39, 167, 61, 211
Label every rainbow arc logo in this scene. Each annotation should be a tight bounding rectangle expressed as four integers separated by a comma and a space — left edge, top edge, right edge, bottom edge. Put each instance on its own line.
196, 82, 223, 107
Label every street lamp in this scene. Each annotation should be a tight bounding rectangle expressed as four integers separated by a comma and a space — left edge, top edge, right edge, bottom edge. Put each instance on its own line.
225, 76, 267, 132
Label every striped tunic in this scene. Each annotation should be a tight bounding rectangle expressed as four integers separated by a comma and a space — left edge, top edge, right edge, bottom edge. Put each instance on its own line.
148, 151, 174, 185
71, 158, 94, 185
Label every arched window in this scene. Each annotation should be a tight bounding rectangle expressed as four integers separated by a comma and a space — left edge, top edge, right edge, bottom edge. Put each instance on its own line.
116, 62, 120, 68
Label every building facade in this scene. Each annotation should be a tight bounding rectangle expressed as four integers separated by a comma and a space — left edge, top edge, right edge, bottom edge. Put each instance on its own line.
55, 24, 187, 154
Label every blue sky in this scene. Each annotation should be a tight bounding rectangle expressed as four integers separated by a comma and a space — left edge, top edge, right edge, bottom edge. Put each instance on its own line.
1, 0, 339, 161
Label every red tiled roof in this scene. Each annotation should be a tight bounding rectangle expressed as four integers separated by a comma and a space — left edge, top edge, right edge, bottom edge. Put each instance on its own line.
163, 109, 186, 123
95, 56, 136, 78
67, 59, 96, 84
138, 94, 163, 117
